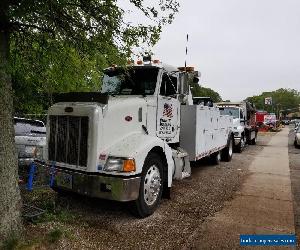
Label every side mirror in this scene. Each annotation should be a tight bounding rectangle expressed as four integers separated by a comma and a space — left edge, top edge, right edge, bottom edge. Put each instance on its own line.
193, 77, 199, 84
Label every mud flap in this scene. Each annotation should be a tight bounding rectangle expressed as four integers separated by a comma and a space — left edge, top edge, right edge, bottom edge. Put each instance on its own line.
172, 148, 191, 180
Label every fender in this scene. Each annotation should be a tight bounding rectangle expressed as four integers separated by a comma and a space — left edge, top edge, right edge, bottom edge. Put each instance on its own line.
103, 132, 174, 187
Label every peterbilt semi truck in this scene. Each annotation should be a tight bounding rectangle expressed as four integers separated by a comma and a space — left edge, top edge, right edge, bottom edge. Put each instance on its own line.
44, 60, 234, 217
217, 101, 258, 152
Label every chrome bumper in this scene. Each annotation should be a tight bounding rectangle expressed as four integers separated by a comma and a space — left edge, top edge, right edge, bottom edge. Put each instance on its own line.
53, 168, 141, 202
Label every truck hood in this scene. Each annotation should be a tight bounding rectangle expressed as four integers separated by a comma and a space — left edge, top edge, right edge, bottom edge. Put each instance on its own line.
105, 96, 147, 116
233, 118, 241, 127
46, 95, 148, 171
101, 96, 148, 149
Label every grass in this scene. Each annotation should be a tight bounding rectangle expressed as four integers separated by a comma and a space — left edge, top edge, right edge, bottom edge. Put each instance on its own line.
1, 229, 66, 250
22, 188, 78, 224
1, 236, 19, 250
46, 228, 64, 244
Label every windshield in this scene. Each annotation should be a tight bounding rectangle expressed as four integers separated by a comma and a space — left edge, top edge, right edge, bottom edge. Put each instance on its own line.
219, 107, 240, 119
101, 67, 159, 96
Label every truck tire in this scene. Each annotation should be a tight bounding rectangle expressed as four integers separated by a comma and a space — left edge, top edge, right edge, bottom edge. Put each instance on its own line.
221, 137, 233, 162
210, 151, 221, 165
132, 152, 163, 218
251, 135, 257, 145
235, 136, 244, 153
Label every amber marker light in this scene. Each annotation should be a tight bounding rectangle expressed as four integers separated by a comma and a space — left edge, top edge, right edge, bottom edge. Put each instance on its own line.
123, 159, 136, 172
127, 60, 134, 65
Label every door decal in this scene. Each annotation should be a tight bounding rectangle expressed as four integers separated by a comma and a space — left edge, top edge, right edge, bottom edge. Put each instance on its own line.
158, 103, 174, 136
163, 103, 173, 118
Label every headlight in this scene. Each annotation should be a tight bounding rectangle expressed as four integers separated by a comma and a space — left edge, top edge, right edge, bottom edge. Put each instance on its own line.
104, 157, 136, 172
233, 127, 237, 130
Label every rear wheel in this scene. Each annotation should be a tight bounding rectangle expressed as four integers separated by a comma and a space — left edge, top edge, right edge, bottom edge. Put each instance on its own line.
132, 152, 163, 218
251, 135, 257, 145
235, 136, 245, 153
221, 137, 233, 162
210, 151, 221, 165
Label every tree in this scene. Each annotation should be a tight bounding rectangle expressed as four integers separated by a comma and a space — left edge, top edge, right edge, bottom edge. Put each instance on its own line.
11, 37, 107, 114
191, 83, 222, 102
0, 0, 179, 240
246, 88, 300, 113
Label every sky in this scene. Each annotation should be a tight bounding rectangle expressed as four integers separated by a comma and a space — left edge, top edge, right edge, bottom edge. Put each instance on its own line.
124, 0, 300, 101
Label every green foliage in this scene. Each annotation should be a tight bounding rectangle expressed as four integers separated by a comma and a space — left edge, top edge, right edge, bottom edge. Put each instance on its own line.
46, 229, 63, 244
6, 0, 180, 114
10, 36, 107, 114
38, 208, 76, 224
191, 83, 222, 102
246, 88, 300, 114
1, 235, 19, 250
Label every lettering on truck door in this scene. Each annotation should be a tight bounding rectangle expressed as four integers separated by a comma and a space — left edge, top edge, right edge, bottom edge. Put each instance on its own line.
156, 72, 180, 141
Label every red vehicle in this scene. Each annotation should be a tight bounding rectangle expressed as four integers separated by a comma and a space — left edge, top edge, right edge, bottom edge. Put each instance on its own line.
256, 111, 272, 132
256, 111, 267, 124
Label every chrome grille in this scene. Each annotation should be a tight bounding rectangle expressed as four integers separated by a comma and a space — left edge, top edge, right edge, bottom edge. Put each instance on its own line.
48, 115, 89, 167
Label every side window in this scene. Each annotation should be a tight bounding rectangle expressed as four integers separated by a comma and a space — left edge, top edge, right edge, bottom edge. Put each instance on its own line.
160, 73, 177, 96
240, 110, 244, 119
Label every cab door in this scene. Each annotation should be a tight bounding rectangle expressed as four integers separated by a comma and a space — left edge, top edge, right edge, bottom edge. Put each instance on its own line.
156, 71, 180, 143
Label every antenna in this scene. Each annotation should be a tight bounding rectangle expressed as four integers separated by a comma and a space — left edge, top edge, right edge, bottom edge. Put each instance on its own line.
185, 34, 189, 71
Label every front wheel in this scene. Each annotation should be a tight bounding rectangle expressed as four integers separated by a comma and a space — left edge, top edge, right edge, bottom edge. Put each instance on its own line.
132, 152, 163, 218
221, 137, 233, 162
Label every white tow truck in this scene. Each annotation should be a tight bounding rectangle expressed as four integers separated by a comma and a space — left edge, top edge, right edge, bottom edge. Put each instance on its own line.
217, 101, 258, 152
44, 59, 234, 217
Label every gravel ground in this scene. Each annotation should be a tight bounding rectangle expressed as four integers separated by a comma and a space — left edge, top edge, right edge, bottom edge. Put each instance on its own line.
22, 134, 273, 249
288, 126, 300, 249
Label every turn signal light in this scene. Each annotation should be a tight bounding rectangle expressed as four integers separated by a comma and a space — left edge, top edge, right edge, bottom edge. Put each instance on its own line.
127, 60, 134, 65
178, 66, 195, 72
123, 159, 136, 172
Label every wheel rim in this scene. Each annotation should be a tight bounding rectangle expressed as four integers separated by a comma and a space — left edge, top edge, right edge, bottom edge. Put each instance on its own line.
229, 139, 233, 157
217, 152, 221, 161
144, 165, 161, 206
241, 137, 245, 148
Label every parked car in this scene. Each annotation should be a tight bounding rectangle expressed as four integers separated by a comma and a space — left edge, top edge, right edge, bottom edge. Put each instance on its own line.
281, 119, 290, 125
14, 117, 46, 166
295, 126, 300, 148
291, 119, 300, 125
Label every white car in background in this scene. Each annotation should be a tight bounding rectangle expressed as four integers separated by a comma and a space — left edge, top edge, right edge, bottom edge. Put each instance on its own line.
295, 126, 300, 148
295, 122, 300, 132
14, 117, 46, 166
